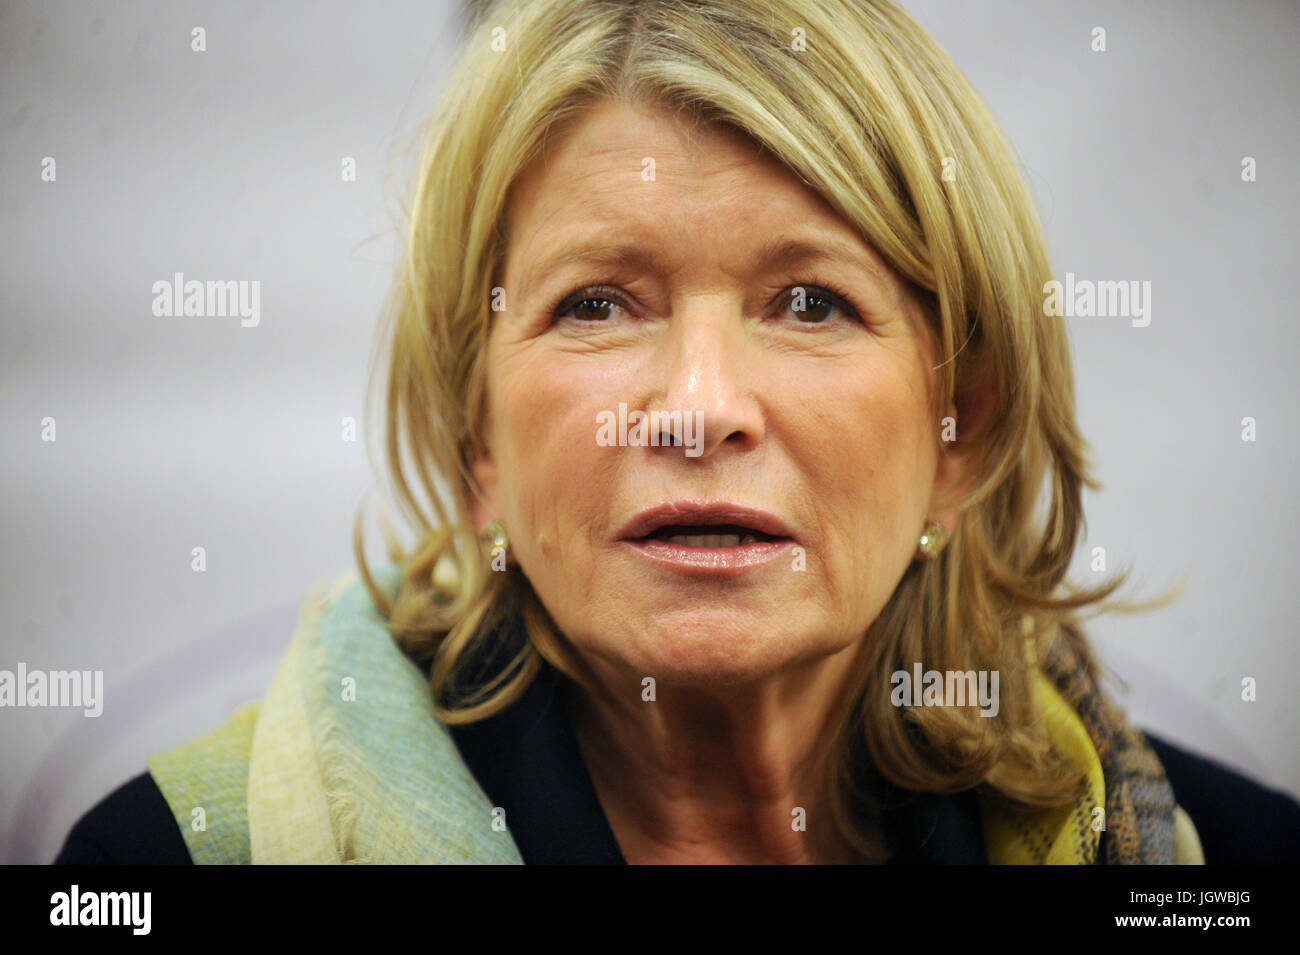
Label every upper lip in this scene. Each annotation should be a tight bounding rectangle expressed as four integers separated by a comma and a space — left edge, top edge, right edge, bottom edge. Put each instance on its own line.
617, 501, 795, 541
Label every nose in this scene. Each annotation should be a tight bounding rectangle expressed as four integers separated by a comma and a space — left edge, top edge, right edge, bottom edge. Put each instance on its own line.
649, 296, 764, 459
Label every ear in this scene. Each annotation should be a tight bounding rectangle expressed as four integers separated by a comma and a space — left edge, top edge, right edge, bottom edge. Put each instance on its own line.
926, 370, 999, 533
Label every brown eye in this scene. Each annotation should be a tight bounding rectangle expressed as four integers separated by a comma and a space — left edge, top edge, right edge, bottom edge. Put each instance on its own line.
781, 284, 859, 324
550, 285, 629, 323
789, 294, 835, 322
570, 297, 618, 321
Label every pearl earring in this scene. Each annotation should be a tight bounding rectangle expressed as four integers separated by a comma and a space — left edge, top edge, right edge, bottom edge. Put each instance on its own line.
918, 521, 949, 559
481, 520, 507, 551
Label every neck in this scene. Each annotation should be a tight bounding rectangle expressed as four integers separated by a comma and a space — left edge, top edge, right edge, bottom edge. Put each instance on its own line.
564, 642, 881, 864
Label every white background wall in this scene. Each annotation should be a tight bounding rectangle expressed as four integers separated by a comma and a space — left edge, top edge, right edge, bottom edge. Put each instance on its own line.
2, 0, 1296, 863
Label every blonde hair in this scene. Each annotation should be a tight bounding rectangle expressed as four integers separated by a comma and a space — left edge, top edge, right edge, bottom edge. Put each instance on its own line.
353, 0, 1169, 858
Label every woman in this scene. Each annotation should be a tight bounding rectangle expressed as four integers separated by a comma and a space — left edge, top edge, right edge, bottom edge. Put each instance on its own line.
57, 0, 1300, 864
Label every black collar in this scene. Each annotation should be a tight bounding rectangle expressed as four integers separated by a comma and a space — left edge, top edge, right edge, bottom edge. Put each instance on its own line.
438, 613, 988, 864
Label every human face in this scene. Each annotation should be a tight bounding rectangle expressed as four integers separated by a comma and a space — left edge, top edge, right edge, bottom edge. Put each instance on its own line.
471, 97, 955, 688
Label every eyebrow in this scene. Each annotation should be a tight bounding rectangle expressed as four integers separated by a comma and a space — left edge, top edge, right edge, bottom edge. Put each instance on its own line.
516, 233, 887, 304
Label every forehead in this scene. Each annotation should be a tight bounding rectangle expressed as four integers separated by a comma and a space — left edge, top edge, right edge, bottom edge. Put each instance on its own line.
507, 98, 775, 213
500, 98, 890, 291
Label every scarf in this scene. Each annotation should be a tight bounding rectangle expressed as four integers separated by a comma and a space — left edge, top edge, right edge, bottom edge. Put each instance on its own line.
147, 563, 1201, 864
979, 622, 1186, 863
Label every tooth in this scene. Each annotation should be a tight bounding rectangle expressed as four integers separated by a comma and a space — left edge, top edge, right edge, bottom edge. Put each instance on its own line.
686, 535, 707, 547
740, 534, 756, 545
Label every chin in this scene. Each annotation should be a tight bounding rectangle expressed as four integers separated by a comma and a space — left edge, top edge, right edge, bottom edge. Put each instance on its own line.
584, 611, 844, 690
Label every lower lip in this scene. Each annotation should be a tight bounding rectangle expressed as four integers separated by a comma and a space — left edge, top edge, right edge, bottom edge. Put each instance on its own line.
622, 537, 792, 575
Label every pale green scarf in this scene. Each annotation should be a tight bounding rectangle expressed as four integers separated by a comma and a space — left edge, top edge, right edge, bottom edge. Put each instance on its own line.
150, 563, 523, 863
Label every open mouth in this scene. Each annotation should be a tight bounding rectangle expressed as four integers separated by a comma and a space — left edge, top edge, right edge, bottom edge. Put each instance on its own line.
617, 503, 794, 572
642, 523, 782, 547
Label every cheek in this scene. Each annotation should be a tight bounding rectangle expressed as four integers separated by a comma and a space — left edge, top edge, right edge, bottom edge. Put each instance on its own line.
489, 351, 619, 567
797, 357, 935, 575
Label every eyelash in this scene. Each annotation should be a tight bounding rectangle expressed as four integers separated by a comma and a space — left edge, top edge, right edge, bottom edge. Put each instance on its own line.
546, 280, 863, 325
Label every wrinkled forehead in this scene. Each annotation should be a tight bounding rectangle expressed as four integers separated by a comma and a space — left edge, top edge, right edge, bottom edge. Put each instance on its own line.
498, 100, 898, 298
497, 99, 778, 260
